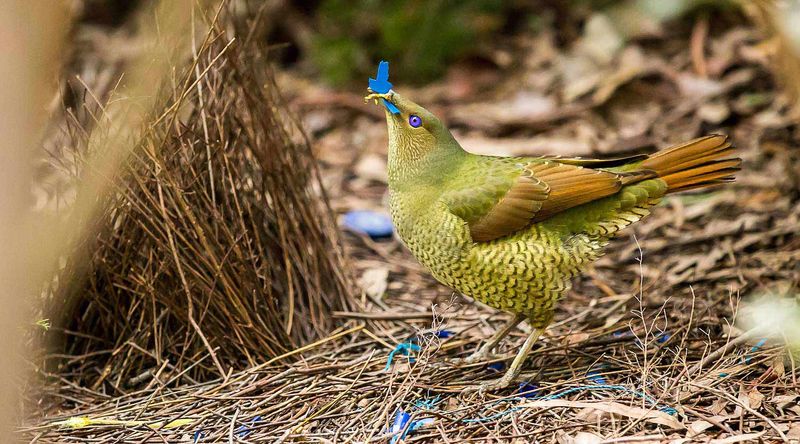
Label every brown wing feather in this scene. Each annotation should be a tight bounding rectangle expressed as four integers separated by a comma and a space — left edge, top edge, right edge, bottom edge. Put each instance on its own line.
468, 161, 629, 241
469, 174, 548, 242
462, 134, 739, 243
545, 153, 649, 168
529, 162, 623, 222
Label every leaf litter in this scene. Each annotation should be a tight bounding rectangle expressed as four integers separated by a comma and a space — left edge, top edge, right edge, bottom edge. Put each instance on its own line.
23, 1, 800, 443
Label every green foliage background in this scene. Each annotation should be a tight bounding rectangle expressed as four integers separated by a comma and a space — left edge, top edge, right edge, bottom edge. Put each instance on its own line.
309, 0, 506, 85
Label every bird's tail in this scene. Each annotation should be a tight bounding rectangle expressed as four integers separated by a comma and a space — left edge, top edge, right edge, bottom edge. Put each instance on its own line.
640, 135, 741, 193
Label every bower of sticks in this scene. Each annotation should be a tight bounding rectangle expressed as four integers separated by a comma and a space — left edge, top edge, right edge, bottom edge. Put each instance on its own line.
22, 1, 800, 443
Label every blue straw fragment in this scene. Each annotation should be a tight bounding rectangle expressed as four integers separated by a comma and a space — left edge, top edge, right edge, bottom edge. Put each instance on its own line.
517, 382, 540, 398
587, 371, 608, 385
743, 338, 768, 363
384, 342, 421, 371
235, 415, 261, 438
192, 430, 206, 443
414, 395, 441, 410
389, 409, 434, 444
487, 362, 505, 373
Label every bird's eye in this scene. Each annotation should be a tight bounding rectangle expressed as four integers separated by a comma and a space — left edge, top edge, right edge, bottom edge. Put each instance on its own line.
408, 114, 422, 128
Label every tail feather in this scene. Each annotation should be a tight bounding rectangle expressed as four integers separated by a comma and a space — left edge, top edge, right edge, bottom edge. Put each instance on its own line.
640, 135, 740, 194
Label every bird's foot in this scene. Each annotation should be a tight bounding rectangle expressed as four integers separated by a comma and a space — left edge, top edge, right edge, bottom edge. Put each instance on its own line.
462, 376, 514, 395
451, 349, 494, 366
364, 92, 393, 103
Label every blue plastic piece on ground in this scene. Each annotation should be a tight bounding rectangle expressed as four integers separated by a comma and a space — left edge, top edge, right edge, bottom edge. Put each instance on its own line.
389, 409, 434, 444
369, 60, 401, 114
235, 416, 261, 438
343, 210, 394, 238
487, 361, 505, 373
193, 430, 206, 443
587, 371, 608, 384
517, 382, 540, 398
611, 330, 633, 339
390, 410, 411, 444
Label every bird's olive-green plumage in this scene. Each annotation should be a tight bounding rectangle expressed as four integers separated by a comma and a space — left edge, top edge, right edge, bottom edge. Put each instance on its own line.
376, 91, 739, 330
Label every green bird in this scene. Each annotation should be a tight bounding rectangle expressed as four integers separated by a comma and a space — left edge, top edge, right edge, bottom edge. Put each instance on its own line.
365, 90, 740, 391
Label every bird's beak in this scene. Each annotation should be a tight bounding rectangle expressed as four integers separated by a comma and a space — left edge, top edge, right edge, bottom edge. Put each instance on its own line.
364, 90, 401, 118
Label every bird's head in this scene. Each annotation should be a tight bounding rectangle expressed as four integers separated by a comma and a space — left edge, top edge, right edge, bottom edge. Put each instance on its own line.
365, 90, 462, 184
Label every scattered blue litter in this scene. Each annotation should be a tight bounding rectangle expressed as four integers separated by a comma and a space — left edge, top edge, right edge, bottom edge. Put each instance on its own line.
611, 330, 633, 339
389, 409, 434, 444
463, 384, 678, 423
192, 430, 206, 443
343, 210, 394, 239
487, 362, 506, 373
436, 330, 455, 339
660, 405, 679, 415
368, 60, 400, 114
391, 410, 411, 435
743, 338, 768, 363
517, 382, 540, 398
384, 342, 421, 371
586, 371, 608, 384
414, 395, 441, 410
235, 416, 261, 438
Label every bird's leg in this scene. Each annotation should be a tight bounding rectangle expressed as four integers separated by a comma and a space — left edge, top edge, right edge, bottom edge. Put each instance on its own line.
459, 313, 525, 364
466, 327, 544, 393
364, 92, 393, 104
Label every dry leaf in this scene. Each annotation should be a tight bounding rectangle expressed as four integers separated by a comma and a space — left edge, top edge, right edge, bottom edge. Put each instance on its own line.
770, 353, 786, 379
687, 419, 714, 437
747, 388, 765, 410
772, 393, 798, 409
709, 398, 728, 415
564, 332, 591, 345
787, 423, 800, 439
571, 431, 602, 444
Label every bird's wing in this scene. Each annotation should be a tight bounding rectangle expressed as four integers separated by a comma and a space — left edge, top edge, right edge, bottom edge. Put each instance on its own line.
541, 153, 648, 168
443, 158, 649, 242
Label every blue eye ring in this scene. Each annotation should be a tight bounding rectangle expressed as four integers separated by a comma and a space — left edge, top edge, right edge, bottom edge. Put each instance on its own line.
408, 114, 422, 128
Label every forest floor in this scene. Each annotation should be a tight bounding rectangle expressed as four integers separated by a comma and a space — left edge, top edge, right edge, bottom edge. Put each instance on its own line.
24, 4, 800, 443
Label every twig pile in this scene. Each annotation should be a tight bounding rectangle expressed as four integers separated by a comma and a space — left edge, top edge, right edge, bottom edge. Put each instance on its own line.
42, 1, 352, 392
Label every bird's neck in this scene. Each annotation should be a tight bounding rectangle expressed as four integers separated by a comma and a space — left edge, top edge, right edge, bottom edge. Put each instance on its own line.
387, 134, 466, 189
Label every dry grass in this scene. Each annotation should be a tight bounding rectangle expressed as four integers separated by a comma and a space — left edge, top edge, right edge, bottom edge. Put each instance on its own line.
36, 0, 353, 395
